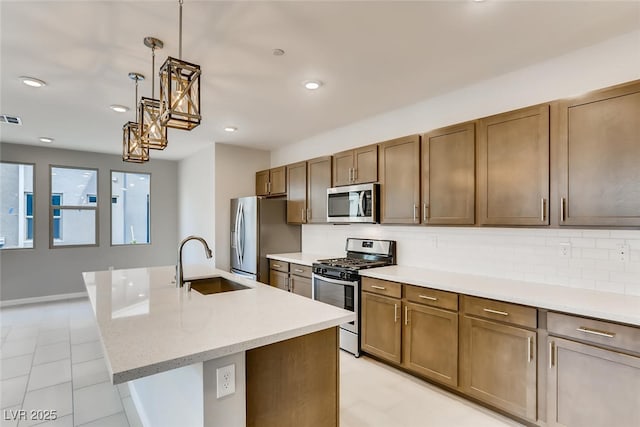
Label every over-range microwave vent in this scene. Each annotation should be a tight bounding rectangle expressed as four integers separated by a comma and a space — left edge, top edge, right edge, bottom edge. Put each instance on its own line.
0, 115, 22, 125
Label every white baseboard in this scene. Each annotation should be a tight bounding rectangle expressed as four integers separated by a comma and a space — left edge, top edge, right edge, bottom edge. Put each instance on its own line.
0, 292, 87, 307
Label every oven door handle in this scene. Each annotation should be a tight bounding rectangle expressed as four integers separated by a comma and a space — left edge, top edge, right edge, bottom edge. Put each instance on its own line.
313, 274, 357, 287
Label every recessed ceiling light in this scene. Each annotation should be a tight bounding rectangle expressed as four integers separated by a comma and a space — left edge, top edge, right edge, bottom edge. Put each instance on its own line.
109, 104, 129, 113
224, 126, 237, 132
304, 80, 323, 90
272, 48, 285, 56
20, 76, 47, 88
39, 137, 54, 143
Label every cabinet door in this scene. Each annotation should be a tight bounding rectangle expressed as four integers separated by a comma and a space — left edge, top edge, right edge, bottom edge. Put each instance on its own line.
403, 302, 458, 387
286, 162, 307, 224
307, 156, 332, 223
269, 166, 287, 195
290, 275, 312, 299
422, 122, 475, 225
379, 135, 420, 224
333, 150, 354, 186
269, 270, 289, 292
256, 169, 270, 196
354, 144, 378, 184
555, 82, 640, 226
547, 337, 640, 427
460, 315, 537, 421
361, 292, 401, 364
477, 105, 549, 226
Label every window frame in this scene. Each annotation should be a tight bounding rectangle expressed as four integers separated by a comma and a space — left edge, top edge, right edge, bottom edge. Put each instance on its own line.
0, 161, 36, 251
49, 165, 99, 249
110, 169, 152, 246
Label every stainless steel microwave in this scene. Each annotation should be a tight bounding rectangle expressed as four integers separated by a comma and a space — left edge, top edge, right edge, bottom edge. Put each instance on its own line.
327, 183, 379, 223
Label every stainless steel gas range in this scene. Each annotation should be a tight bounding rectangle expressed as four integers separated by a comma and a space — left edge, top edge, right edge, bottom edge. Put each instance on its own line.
312, 238, 396, 356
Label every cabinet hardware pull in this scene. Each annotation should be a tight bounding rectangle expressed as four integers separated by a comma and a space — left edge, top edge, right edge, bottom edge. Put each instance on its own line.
527, 336, 532, 363
349, 168, 354, 183
483, 308, 509, 316
404, 305, 409, 325
353, 168, 358, 181
560, 197, 566, 222
549, 341, 555, 368
307, 208, 311, 221
301, 208, 305, 222
265, 182, 268, 193
413, 204, 417, 223
541, 198, 546, 222
423, 204, 428, 222
273, 264, 281, 268
286, 277, 291, 292
294, 268, 304, 273
371, 285, 386, 290
394, 304, 399, 323
576, 327, 616, 338
268, 181, 272, 194
419, 295, 437, 301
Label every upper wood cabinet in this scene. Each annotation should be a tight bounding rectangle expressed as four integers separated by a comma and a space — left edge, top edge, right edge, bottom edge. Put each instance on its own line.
379, 135, 420, 224
286, 161, 307, 224
256, 166, 286, 196
477, 105, 550, 226
554, 81, 640, 227
422, 122, 475, 225
307, 156, 332, 223
333, 144, 378, 186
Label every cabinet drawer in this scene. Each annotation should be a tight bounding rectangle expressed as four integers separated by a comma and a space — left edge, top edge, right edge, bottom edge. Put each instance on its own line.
548, 311, 640, 355
461, 295, 536, 329
405, 285, 458, 311
290, 263, 312, 279
269, 260, 289, 273
361, 277, 402, 299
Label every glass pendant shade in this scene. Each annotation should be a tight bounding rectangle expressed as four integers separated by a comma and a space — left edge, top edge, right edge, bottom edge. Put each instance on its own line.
159, 56, 201, 130
139, 97, 168, 150
122, 121, 149, 163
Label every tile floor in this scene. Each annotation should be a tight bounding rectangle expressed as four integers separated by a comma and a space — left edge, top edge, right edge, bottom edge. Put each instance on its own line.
0, 299, 141, 427
2, 299, 523, 427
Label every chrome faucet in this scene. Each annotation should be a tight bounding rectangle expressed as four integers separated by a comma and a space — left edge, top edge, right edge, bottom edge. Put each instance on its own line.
176, 235, 213, 288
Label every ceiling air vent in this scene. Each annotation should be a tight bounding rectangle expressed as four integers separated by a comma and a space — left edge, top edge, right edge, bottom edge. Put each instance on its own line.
0, 115, 22, 125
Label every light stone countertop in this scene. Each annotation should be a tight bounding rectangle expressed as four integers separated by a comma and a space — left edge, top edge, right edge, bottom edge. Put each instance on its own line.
359, 265, 640, 326
82, 265, 354, 384
266, 252, 342, 266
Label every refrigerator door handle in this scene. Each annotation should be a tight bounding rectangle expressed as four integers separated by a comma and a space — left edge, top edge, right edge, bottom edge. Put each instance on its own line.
238, 203, 245, 266
234, 203, 241, 265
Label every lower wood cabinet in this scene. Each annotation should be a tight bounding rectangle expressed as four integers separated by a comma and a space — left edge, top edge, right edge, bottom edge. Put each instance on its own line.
361, 291, 401, 364
460, 313, 537, 422
547, 336, 640, 427
546, 311, 640, 427
269, 260, 312, 298
403, 301, 458, 387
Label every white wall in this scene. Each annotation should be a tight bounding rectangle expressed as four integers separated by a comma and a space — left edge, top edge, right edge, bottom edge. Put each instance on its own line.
214, 143, 270, 271
178, 144, 215, 265
273, 30, 640, 296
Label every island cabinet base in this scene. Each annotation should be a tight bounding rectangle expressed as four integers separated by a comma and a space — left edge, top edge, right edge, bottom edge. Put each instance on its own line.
246, 327, 339, 427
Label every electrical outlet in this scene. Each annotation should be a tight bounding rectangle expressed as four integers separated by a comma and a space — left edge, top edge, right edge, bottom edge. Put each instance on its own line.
615, 243, 630, 263
559, 242, 571, 258
216, 364, 235, 399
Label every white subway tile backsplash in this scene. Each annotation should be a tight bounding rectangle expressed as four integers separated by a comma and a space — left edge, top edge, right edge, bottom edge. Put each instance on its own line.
303, 225, 640, 296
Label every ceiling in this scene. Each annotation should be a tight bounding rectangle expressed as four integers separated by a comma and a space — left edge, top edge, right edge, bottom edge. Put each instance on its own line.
1, 1, 639, 160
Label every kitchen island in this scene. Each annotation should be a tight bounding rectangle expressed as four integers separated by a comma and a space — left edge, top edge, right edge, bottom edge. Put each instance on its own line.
82, 265, 354, 427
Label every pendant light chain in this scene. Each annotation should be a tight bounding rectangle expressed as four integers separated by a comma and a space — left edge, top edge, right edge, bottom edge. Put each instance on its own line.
178, 0, 183, 60
134, 77, 139, 122
151, 45, 156, 97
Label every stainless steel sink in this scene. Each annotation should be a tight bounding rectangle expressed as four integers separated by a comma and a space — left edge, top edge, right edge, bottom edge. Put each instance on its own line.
186, 276, 250, 295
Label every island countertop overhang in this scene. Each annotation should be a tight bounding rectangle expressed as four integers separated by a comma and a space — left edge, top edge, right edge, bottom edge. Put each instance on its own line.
82, 265, 354, 384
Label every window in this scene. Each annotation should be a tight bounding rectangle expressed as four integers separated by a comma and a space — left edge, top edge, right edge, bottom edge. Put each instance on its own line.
0, 162, 35, 249
111, 171, 150, 245
50, 166, 98, 247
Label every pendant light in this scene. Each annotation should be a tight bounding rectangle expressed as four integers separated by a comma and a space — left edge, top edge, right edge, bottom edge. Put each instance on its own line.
139, 37, 168, 150
159, 0, 202, 130
122, 72, 149, 163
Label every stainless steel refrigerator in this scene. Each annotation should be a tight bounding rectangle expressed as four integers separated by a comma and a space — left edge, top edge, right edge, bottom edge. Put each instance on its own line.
230, 196, 301, 284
